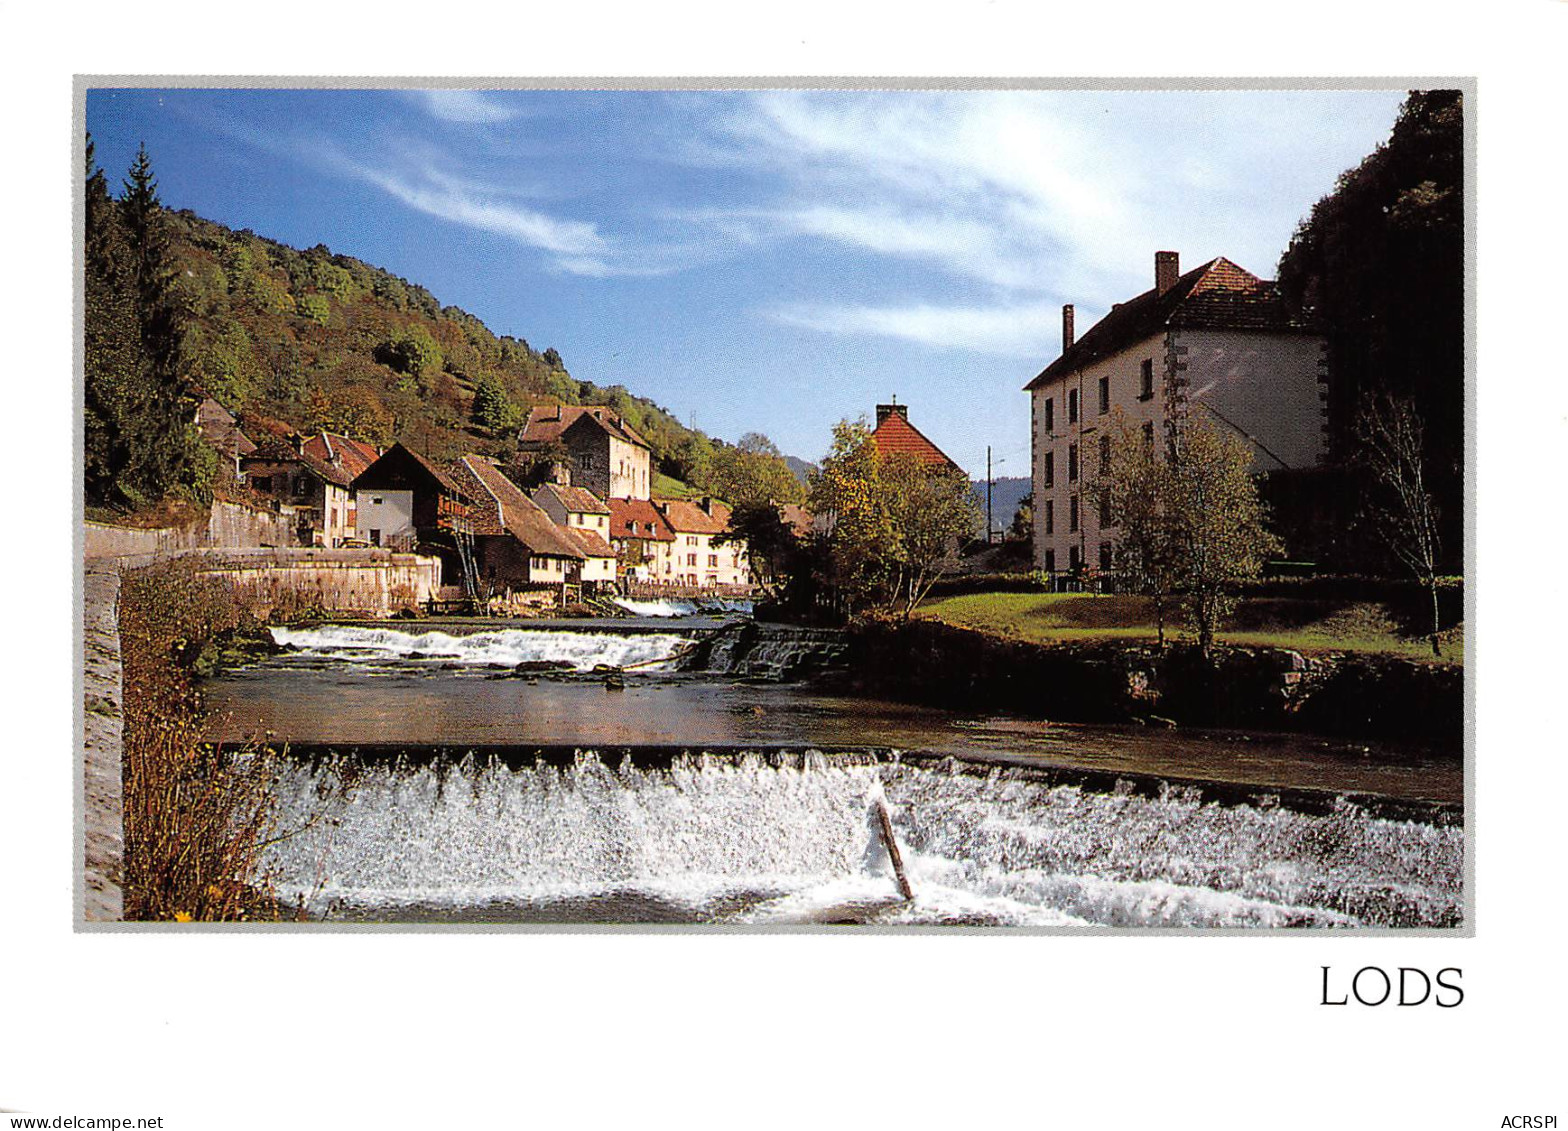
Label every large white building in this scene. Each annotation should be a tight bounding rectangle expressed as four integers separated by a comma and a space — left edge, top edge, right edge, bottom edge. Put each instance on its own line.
1025, 251, 1328, 576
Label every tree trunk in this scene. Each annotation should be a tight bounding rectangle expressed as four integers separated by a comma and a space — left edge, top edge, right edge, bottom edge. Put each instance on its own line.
1428, 574, 1442, 657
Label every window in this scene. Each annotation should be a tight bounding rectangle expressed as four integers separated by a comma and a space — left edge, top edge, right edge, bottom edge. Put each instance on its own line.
1043, 397, 1054, 434
1140, 359, 1155, 401
1044, 549, 1056, 573
1099, 435, 1112, 476
1099, 543, 1114, 571
1044, 499, 1054, 535
1142, 421, 1155, 448
369, 529, 380, 546
1067, 389, 1079, 424
1098, 376, 1110, 415
1069, 545, 1081, 572
1043, 451, 1054, 488
371, 496, 384, 506
688, 553, 697, 566
708, 554, 718, 568
253, 475, 271, 493
1068, 444, 1079, 483
687, 536, 697, 546
1069, 495, 1079, 532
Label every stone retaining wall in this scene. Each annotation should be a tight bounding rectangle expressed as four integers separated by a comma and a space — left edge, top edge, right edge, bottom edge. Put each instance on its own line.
84, 499, 296, 560
845, 620, 1463, 752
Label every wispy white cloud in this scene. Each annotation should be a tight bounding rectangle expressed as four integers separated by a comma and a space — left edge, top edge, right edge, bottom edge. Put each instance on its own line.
696, 89, 1405, 350
770, 298, 1060, 358
411, 90, 525, 124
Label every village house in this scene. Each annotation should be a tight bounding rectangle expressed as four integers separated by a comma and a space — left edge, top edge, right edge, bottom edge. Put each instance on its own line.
657, 497, 750, 589
530, 482, 618, 589
195, 396, 256, 482
518, 405, 653, 501
1025, 251, 1328, 577
869, 401, 963, 473
241, 431, 381, 547
443, 454, 591, 596
606, 497, 677, 582
350, 440, 472, 582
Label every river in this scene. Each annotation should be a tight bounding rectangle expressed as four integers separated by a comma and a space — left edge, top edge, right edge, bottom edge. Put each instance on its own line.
201, 617, 1465, 928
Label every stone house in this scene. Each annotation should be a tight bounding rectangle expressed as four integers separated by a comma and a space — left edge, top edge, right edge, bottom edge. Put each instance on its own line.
241, 431, 380, 547
1024, 251, 1328, 576
519, 405, 653, 501
445, 455, 591, 592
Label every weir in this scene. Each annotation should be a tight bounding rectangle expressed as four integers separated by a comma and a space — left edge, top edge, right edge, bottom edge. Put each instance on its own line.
252, 746, 1464, 928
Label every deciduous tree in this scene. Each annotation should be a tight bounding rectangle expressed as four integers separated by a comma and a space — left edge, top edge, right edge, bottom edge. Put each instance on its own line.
1356, 394, 1445, 656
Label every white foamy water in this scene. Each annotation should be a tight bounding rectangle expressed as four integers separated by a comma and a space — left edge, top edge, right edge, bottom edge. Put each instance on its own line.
257, 754, 1464, 928
611, 597, 753, 618
270, 624, 691, 671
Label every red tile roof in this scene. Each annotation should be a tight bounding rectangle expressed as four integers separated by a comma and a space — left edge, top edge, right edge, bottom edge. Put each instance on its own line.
607, 497, 676, 542
1025, 257, 1315, 390
448, 455, 584, 559
300, 432, 380, 486
871, 411, 961, 472
520, 405, 650, 451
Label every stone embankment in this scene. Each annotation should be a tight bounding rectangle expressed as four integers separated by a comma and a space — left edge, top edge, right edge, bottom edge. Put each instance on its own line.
845, 620, 1463, 753
82, 566, 125, 922
81, 503, 445, 923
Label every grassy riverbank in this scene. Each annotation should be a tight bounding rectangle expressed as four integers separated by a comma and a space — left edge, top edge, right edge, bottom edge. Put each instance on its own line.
913, 591, 1464, 663
118, 560, 283, 921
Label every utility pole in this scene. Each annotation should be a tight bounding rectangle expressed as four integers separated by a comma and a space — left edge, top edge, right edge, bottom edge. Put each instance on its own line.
986, 445, 994, 544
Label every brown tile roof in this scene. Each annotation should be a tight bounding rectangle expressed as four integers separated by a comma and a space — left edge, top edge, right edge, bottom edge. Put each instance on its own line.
196, 397, 257, 458
871, 412, 962, 472
607, 497, 676, 542
561, 525, 617, 559
520, 405, 650, 451
450, 455, 583, 559
778, 504, 814, 539
657, 497, 731, 536
1025, 257, 1315, 390
533, 482, 611, 515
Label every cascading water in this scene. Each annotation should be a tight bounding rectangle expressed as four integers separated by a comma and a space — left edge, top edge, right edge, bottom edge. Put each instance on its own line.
270, 625, 692, 671
256, 753, 1463, 927
611, 597, 754, 618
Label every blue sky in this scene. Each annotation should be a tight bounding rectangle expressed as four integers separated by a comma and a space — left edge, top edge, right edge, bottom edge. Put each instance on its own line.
86, 86, 1406, 477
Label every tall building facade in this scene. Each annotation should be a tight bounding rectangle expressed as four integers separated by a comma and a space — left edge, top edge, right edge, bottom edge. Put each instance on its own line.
1025, 251, 1328, 576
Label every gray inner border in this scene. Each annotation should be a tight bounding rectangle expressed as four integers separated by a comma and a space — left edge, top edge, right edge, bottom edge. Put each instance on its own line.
74, 73, 1477, 937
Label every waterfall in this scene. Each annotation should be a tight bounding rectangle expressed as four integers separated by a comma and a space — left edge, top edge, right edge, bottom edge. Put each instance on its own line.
257, 752, 1463, 927
270, 624, 692, 671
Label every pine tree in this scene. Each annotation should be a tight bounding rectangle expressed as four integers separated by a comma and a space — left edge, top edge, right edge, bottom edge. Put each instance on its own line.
83, 134, 146, 504
119, 143, 203, 502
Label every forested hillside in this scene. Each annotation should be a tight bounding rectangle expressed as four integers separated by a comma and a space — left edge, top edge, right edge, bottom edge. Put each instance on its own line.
84, 140, 803, 512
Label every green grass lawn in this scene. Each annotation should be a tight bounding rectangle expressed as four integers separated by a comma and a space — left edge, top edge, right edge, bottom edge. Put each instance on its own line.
913, 591, 1463, 662
652, 472, 701, 500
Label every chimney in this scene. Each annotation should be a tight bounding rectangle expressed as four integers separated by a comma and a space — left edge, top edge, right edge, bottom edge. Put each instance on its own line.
1155, 250, 1180, 296
876, 403, 909, 426
699, 496, 714, 516
1062, 304, 1075, 352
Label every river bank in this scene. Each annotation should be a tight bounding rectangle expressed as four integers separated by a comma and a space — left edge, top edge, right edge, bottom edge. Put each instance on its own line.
840, 619, 1464, 755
